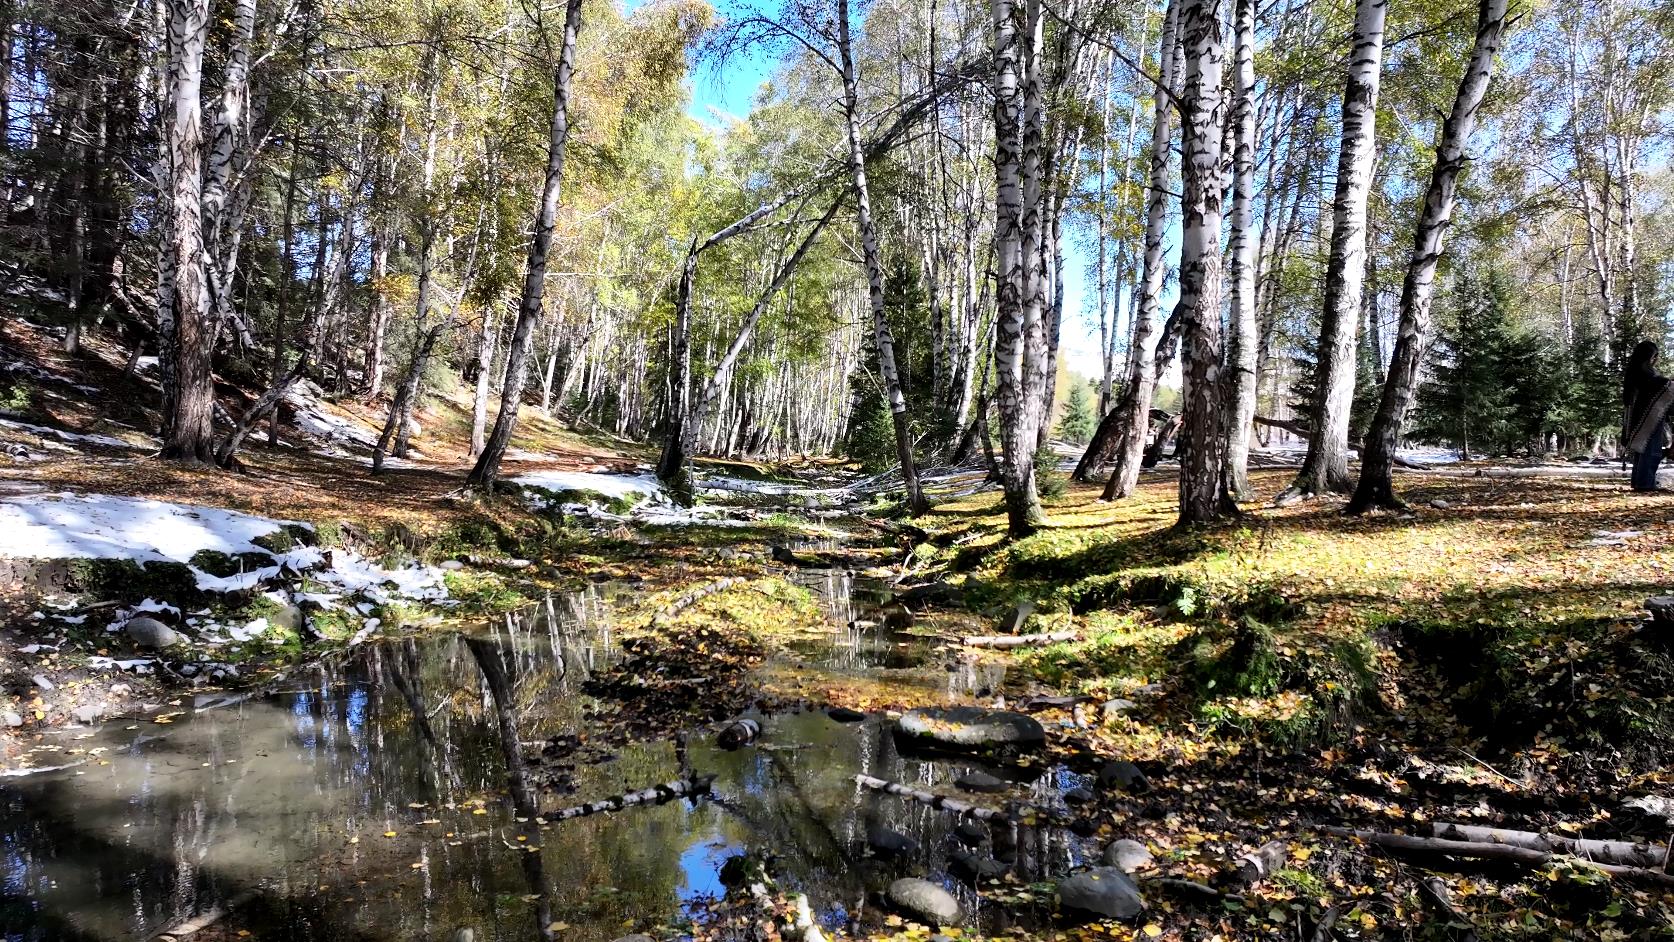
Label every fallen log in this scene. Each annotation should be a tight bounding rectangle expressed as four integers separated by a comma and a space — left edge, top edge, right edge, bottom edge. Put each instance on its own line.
1430, 822, 1668, 870
1320, 826, 1674, 888
650, 578, 744, 627
1254, 414, 1311, 438
542, 774, 715, 822
853, 773, 1074, 826
962, 630, 1079, 649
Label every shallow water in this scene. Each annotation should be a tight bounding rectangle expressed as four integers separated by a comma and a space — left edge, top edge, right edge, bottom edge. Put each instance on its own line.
2, 581, 1090, 942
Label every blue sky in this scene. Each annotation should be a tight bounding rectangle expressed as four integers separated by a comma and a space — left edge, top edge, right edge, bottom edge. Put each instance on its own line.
682, 40, 1124, 384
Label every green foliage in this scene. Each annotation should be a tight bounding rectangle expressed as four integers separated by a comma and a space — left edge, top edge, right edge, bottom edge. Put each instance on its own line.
1033, 444, 1066, 499
845, 383, 898, 473
0, 383, 31, 413
1057, 382, 1096, 445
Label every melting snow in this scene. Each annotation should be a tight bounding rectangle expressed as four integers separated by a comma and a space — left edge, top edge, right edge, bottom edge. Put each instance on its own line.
514, 469, 665, 500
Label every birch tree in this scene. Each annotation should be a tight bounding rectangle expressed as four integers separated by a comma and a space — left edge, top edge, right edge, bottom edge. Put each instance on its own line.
467, 0, 585, 491
1173, 0, 1232, 525
1282, 0, 1385, 501
1349, 0, 1513, 513
1220, 0, 1259, 500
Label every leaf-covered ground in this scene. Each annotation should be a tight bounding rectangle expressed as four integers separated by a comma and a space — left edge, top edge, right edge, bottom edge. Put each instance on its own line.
884, 466, 1674, 940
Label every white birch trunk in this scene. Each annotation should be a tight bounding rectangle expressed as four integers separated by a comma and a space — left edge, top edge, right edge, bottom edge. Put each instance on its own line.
1220, 0, 1259, 499
160, 0, 214, 463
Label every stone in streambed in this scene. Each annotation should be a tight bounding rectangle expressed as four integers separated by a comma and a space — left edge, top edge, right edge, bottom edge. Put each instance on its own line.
826, 706, 866, 723
953, 819, 988, 846
897, 706, 1045, 751
2, 710, 22, 727
1098, 760, 1151, 793
955, 770, 1009, 794
125, 616, 180, 649
887, 878, 961, 926
1063, 786, 1095, 805
949, 849, 1008, 882
1103, 839, 1154, 873
867, 825, 919, 858
1057, 867, 1146, 921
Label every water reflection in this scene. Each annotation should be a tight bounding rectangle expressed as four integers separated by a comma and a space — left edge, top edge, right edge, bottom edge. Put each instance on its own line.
2, 585, 1087, 942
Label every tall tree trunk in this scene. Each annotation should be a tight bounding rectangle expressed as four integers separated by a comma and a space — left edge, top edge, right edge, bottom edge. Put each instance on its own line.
1102, 0, 1180, 502
1174, 0, 1233, 525
1220, 0, 1259, 499
839, 0, 927, 515
1348, 0, 1509, 513
159, 0, 214, 464
467, 0, 584, 491
1285, 0, 1385, 500
470, 307, 497, 457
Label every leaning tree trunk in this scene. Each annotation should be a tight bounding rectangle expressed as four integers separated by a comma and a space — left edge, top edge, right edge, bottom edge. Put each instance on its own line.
1102, 0, 1180, 502
466, 0, 584, 491
1220, 0, 1259, 500
1285, 0, 1385, 500
1173, 0, 1233, 526
839, 0, 927, 516
159, 0, 215, 465
1348, 0, 1510, 513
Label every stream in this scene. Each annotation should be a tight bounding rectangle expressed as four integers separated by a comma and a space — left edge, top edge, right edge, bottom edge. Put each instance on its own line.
2, 510, 1096, 941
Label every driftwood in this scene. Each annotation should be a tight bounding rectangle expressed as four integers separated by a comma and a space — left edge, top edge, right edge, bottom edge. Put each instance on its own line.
650, 577, 744, 627
962, 630, 1079, 649
543, 774, 715, 822
152, 888, 262, 939
853, 773, 1074, 826
1430, 822, 1669, 870
1254, 414, 1311, 438
1321, 826, 1674, 888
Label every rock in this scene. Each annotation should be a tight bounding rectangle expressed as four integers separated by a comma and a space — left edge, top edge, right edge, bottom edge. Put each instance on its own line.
449, 929, 476, 942
270, 604, 305, 632
32, 674, 55, 691
1103, 839, 1154, 873
72, 704, 101, 724
1100, 699, 1139, 720
867, 825, 920, 858
125, 616, 180, 649
611, 936, 654, 942
771, 545, 799, 564
717, 719, 761, 750
1063, 786, 1096, 805
887, 878, 961, 926
897, 706, 1045, 752
955, 770, 1010, 794
1428, 498, 1453, 510
1057, 867, 1145, 921
999, 600, 1035, 634
110, 684, 132, 696
991, 822, 1018, 863
953, 819, 988, 847
1649, 596, 1674, 622
826, 706, 866, 723
949, 849, 1008, 882
2, 710, 22, 727
504, 558, 532, 569
1098, 760, 1151, 793
440, 559, 466, 571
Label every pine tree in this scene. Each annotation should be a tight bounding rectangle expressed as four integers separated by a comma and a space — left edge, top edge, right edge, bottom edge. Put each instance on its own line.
1058, 382, 1096, 445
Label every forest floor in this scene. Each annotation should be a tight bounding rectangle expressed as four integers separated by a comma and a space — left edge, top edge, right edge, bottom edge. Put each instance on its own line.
4, 317, 1674, 939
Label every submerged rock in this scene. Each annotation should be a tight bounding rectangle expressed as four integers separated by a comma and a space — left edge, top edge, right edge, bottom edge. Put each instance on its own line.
1103, 839, 1154, 873
867, 825, 920, 858
887, 878, 961, 926
1058, 867, 1146, 920
1063, 786, 1095, 805
897, 706, 1045, 751
826, 706, 866, 723
954, 770, 1009, 794
125, 616, 180, 649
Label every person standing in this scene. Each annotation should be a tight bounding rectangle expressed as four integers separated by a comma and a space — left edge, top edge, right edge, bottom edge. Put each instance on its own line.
1623, 340, 1674, 492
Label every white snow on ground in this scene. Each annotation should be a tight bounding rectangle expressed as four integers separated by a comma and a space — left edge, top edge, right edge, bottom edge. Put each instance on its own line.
0, 493, 448, 605
283, 381, 381, 452
0, 417, 144, 450
514, 469, 666, 500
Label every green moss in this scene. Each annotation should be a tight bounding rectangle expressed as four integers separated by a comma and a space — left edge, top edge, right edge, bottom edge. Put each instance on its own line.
188, 548, 275, 578
69, 558, 201, 604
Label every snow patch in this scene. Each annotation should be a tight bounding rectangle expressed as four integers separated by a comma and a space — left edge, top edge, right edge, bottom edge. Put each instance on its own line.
514, 469, 665, 500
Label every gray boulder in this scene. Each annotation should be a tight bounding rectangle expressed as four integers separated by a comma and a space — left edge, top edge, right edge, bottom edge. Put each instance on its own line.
125, 616, 180, 649
955, 770, 1010, 794
1100, 699, 1139, 720
269, 603, 305, 632
1058, 867, 1146, 920
32, 674, 54, 691
2, 710, 22, 727
887, 877, 961, 926
953, 819, 988, 847
71, 704, 101, 724
898, 707, 1045, 751
1103, 839, 1154, 874
1064, 786, 1095, 805
949, 849, 1008, 882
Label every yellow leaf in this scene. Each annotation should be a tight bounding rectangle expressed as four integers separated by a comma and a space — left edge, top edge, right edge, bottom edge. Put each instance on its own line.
546, 923, 569, 932
384, 831, 397, 838
1143, 926, 1162, 938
